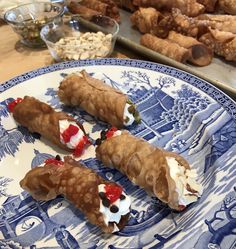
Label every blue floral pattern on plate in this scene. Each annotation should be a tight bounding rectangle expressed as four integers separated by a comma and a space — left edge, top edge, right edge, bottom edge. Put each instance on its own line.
0, 59, 235, 249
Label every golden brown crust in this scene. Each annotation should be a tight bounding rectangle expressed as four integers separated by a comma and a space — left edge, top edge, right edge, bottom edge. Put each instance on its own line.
96, 131, 190, 210
20, 156, 129, 233
218, 0, 236, 15
199, 28, 236, 61
133, 0, 205, 17
140, 33, 191, 63
58, 70, 128, 128
12, 96, 85, 152
167, 31, 213, 66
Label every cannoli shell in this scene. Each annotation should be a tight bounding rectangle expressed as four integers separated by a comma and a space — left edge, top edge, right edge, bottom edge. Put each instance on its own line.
199, 28, 236, 61
12, 96, 85, 152
140, 33, 191, 63
218, 0, 236, 15
67, 1, 100, 21
96, 131, 190, 210
20, 156, 129, 233
133, 0, 205, 17
167, 31, 213, 66
196, 0, 217, 12
58, 70, 128, 128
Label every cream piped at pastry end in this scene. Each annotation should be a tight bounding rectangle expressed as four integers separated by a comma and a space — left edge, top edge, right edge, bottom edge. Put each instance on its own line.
98, 184, 131, 232
166, 157, 203, 207
59, 120, 84, 149
123, 101, 141, 126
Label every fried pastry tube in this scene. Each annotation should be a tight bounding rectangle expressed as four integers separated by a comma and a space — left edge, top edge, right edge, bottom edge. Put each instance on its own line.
196, 0, 217, 12
130, 7, 169, 38
10, 96, 89, 156
67, 1, 100, 21
58, 70, 140, 128
79, 0, 120, 22
196, 14, 236, 34
112, 0, 136, 12
167, 31, 213, 66
20, 156, 131, 233
199, 28, 236, 61
132, 0, 205, 17
96, 129, 202, 211
218, 0, 236, 15
140, 33, 191, 63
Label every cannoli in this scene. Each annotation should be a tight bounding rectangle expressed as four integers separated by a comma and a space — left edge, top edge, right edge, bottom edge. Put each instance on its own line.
199, 28, 236, 61
9, 96, 90, 156
170, 8, 208, 38
112, 0, 137, 12
196, 14, 236, 34
167, 31, 213, 66
218, 0, 236, 15
58, 70, 141, 128
67, 1, 101, 21
132, 0, 205, 17
95, 128, 202, 211
130, 7, 170, 38
140, 33, 191, 63
130, 7, 161, 34
20, 156, 131, 233
79, 0, 120, 22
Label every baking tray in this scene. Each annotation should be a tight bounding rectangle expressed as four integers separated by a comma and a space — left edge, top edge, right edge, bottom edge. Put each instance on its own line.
117, 9, 236, 97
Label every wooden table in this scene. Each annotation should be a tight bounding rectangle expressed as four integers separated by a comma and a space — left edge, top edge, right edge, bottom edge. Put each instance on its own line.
0, 22, 144, 83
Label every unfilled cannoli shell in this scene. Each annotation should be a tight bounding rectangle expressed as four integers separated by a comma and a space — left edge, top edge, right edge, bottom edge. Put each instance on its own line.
199, 28, 236, 61
96, 131, 191, 210
167, 31, 213, 66
140, 33, 191, 63
218, 0, 236, 15
132, 0, 205, 17
12, 96, 85, 152
58, 70, 128, 128
20, 156, 130, 233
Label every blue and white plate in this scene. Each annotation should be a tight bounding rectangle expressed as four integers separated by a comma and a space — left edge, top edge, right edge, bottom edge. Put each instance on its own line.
0, 59, 236, 249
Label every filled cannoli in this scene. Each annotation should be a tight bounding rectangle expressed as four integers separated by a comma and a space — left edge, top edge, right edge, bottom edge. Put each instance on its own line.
218, 0, 236, 15
95, 128, 202, 211
9, 96, 90, 156
132, 0, 205, 17
140, 33, 191, 63
167, 31, 213, 66
199, 28, 236, 61
20, 156, 131, 233
58, 70, 140, 128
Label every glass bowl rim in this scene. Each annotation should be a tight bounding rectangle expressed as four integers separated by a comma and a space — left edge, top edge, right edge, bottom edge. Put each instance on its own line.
4, 1, 64, 25
40, 14, 120, 45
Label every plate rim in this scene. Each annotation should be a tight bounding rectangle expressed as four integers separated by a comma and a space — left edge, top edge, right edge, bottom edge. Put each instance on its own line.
0, 58, 235, 119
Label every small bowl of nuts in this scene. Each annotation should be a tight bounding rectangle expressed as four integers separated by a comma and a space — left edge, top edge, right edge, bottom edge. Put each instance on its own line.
40, 15, 119, 61
4, 1, 64, 48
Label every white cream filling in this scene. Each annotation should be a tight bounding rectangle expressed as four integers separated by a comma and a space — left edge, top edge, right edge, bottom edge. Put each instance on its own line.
59, 120, 84, 149
123, 103, 135, 126
166, 157, 203, 206
98, 184, 131, 231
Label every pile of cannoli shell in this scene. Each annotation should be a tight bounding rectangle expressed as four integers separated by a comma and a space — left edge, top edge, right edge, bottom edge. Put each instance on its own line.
67, 0, 236, 65
128, 0, 236, 65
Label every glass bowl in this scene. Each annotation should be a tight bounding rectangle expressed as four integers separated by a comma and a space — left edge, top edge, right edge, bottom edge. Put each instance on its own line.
40, 15, 119, 61
4, 2, 64, 48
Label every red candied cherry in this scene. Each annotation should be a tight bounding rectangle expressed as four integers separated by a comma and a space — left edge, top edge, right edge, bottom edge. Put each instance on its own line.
104, 184, 123, 203
45, 158, 64, 166
7, 98, 23, 112
106, 127, 118, 139
61, 124, 79, 143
